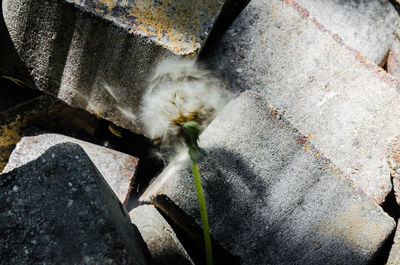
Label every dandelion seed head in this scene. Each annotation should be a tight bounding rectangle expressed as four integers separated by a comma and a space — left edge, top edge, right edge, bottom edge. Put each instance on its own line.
140, 59, 231, 158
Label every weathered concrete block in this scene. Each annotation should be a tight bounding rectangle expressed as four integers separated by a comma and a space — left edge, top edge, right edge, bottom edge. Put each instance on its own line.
0, 143, 151, 264
141, 91, 395, 265
295, 0, 398, 65
130, 205, 194, 265
387, 223, 400, 265
2, 132, 138, 204
2, 0, 228, 133
205, 0, 400, 204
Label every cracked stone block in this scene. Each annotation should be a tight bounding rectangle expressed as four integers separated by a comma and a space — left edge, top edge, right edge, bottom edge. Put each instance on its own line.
130, 205, 194, 265
2, 0, 228, 134
0, 95, 97, 171
140, 91, 395, 265
2, 132, 138, 204
387, 222, 400, 265
294, 0, 398, 65
0, 143, 151, 265
204, 0, 400, 205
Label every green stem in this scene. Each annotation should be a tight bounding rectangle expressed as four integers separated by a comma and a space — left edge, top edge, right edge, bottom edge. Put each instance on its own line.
191, 159, 213, 265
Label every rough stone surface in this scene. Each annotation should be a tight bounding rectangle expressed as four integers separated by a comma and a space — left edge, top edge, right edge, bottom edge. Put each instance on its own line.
205, 0, 400, 204
2, 132, 138, 204
141, 91, 395, 265
0, 143, 151, 265
387, 136, 400, 206
387, 223, 400, 265
295, 0, 398, 65
388, 33, 400, 78
0, 1, 33, 87
2, 0, 228, 133
130, 205, 194, 265
0, 95, 98, 171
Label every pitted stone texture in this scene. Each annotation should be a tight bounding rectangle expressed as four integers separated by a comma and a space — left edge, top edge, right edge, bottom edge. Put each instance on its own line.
388, 34, 400, 78
2, 133, 138, 204
2, 0, 227, 133
387, 222, 400, 265
0, 143, 151, 265
205, 0, 400, 204
387, 135, 400, 205
130, 205, 194, 265
295, 0, 398, 65
141, 91, 395, 265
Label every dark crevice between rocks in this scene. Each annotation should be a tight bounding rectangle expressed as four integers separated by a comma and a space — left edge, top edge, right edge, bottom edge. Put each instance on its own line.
390, 0, 400, 15
369, 181, 400, 264
152, 194, 241, 265
92, 120, 165, 211
369, 227, 395, 265
198, 0, 250, 62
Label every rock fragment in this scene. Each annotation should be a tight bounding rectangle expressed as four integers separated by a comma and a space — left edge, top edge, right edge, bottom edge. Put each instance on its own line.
205, 0, 400, 204
387, 223, 400, 265
141, 91, 395, 265
2, 0, 228, 133
0, 143, 151, 265
130, 205, 194, 265
3, 132, 138, 204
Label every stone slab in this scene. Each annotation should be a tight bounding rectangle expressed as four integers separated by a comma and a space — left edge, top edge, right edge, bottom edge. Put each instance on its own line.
2, 0, 228, 133
205, 0, 400, 204
387, 222, 400, 265
0, 143, 151, 264
2, 132, 138, 204
141, 91, 395, 265
130, 205, 194, 265
295, 0, 398, 65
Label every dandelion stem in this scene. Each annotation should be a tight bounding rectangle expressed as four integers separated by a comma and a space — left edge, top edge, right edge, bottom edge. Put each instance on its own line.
191, 159, 213, 265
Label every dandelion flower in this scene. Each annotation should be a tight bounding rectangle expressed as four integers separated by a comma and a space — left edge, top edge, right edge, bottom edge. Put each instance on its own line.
140, 59, 230, 265
140, 59, 231, 159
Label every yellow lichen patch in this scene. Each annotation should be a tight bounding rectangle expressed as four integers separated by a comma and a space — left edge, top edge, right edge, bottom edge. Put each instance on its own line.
82, 0, 223, 55
97, 0, 116, 10
0, 115, 29, 171
319, 203, 387, 250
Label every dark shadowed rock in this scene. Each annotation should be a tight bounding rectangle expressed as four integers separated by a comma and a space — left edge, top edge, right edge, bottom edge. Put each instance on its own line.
141, 91, 395, 265
204, 0, 400, 204
295, 0, 398, 65
0, 143, 151, 264
3, 133, 138, 204
130, 205, 194, 265
2, 0, 229, 133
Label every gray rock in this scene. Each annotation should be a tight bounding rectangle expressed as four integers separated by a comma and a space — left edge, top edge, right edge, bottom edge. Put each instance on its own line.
205, 0, 400, 204
0, 143, 151, 265
130, 205, 194, 265
294, 0, 398, 65
2, 0, 228, 133
387, 223, 400, 265
386, 136, 400, 206
388, 32, 400, 78
141, 91, 395, 265
3, 132, 138, 204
